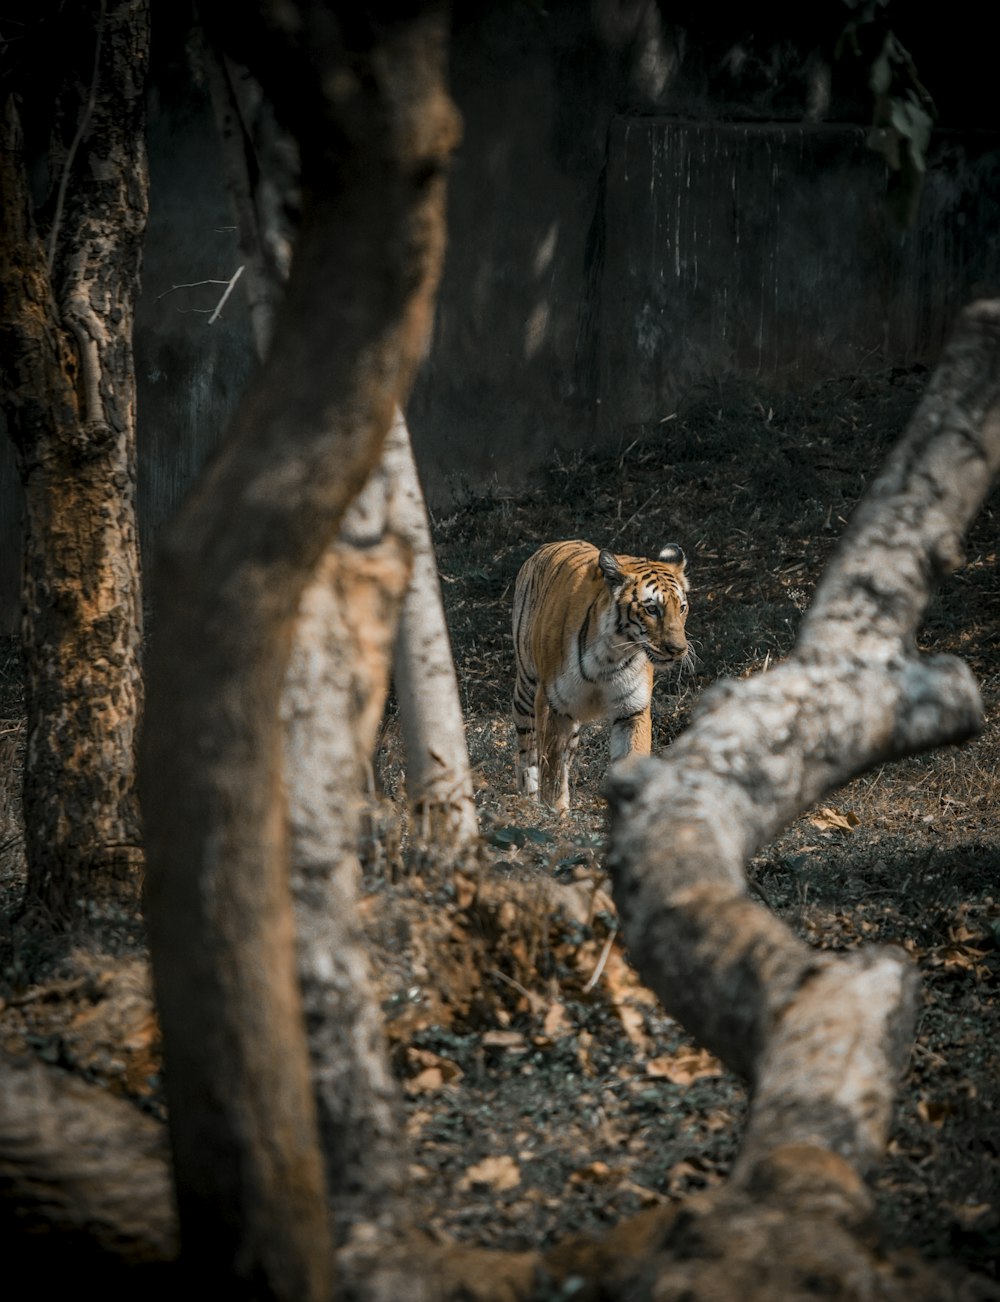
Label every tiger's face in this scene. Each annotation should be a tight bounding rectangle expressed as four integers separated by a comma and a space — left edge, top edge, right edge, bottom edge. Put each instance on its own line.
598, 544, 689, 668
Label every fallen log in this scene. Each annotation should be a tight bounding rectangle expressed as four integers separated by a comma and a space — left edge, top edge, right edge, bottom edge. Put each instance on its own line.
604, 300, 1000, 1196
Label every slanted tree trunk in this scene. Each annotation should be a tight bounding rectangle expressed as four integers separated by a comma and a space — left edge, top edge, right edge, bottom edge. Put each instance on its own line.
202, 35, 478, 856
0, 0, 148, 923
603, 300, 1000, 1227
141, 3, 459, 1295
199, 28, 475, 1234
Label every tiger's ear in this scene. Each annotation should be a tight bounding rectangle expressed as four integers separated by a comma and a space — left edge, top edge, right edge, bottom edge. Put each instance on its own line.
598, 549, 625, 588
658, 543, 688, 591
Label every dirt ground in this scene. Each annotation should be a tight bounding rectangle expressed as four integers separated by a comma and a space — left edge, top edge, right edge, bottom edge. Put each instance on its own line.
1, 368, 999, 1293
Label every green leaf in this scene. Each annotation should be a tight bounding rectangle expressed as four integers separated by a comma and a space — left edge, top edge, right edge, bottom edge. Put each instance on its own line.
485, 825, 527, 848
522, 826, 556, 844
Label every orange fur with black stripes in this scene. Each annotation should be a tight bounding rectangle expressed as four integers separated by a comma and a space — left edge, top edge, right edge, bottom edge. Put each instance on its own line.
512, 540, 689, 812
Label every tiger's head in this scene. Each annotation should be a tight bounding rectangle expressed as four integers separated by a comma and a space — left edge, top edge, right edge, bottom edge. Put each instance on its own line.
598, 544, 689, 667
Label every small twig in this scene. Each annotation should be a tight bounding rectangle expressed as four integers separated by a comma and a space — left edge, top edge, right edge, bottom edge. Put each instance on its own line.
207, 264, 245, 324
490, 968, 538, 1006
154, 277, 236, 303
583, 923, 618, 993
7, 976, 88, 1007
606, 490, 660, 548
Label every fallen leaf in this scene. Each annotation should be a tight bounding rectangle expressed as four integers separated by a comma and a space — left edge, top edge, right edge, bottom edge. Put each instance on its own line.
481, 1029, 528, 1052
808, 806, 860, 833
569, 1160, 622, 1185
916, 1097, 952, 1127
615, 1002, 652, 1055
453, 872, 478, 910
405, 1067, 444, 1094
646, 1047, 725, 1085
404, 1047, 463, 1095
458, 1154, 521, 1193
542, 1001, 572, 1037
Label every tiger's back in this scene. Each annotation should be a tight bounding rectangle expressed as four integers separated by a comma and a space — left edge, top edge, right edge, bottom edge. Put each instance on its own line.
512, 539, 689, 812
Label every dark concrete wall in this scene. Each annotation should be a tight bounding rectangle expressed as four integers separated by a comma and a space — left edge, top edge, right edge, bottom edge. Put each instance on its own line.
596, 122, 1000, 430
2, 4, 999, 629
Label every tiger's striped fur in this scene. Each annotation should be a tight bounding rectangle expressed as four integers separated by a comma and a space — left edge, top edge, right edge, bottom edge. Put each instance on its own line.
512, 540, 689, 813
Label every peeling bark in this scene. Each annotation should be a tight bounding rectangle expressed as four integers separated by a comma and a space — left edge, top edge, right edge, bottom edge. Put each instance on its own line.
604, 300, 1000, 1187
0, 0, 148, 922
141, 4, 459, 1295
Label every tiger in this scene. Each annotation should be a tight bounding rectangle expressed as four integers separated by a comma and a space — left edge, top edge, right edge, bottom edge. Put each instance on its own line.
511, 539, 690, 813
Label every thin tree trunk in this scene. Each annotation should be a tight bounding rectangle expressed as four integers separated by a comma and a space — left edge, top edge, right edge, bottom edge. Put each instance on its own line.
282, 467, 413, 1241
0, 1, 148, 923
141, 4, 459, 1295
386, 408, 479, 845
604, 300, 1000, 1192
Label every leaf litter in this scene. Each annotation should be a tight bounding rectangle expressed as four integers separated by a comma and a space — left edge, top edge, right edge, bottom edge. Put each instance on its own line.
0, 370, 998, 1290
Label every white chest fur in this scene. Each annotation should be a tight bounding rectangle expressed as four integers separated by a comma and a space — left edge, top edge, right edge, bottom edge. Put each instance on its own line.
545, 606, 652, 724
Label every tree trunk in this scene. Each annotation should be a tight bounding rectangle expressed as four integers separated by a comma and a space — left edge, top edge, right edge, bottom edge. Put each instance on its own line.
386, 408, 479, 845
0, 1047, 177, 1272
200, 28, 475, 1232
200, 36, 478, 855
0, 0, 148, 923
282, 467, 413, 1242
603, 300, 1000, 1193
141, 4, 459, 1295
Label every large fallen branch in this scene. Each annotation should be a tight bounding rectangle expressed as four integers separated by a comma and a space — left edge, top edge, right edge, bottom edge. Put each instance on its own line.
604, 300, 1000, 1186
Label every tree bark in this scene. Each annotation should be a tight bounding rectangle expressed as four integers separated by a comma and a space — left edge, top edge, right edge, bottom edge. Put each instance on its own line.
282, 469, 413, 1241
200, 34, 478, 855
604, 299, 1000, 1187
0, 1047, 177, 1270
386, 408, 479, 845
0, 0, 148, 923
141, 4, 459, 1296
200, 27, 474, 1231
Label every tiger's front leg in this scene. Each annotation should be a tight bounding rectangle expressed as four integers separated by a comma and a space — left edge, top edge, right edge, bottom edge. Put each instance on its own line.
609, 708, 652, 765
513, 670, 540, 797
537, 689, 580, 814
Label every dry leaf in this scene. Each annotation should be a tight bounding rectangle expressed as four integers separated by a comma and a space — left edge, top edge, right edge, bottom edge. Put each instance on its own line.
646, 1047, 724, 1085
481, 1029, 528, 1051
458, 1154, 521, 1193
405, 1067, 444, 1094
542, 1001, 572, 1037
404, 1047, 463, 1094
453, 872, 478, 910
808, 806, 860, 833
916, 1097, 952, 1127
569, 1160, 622, 1185
615, 1002, 652, 1055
